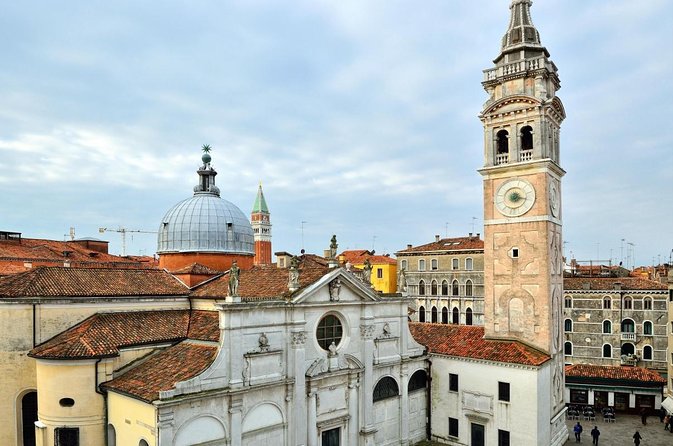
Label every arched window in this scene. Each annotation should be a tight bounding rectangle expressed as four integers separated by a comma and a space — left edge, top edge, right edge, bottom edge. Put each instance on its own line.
441, 280, 448, 296
621, 343, 635, 356
431, 306, 438, 323
400, 260, 407, 270
623, 297, 632, 309
418, 259, 425, 271
431, 259, 438, 270
107, 425, 116, 446
465, 280, 473, 297
441, 307, 448, 324
466, 308, 473, 326
643, 321, 653, 335
465, 258, 473, 271
21, 391, 38, 446
564, 296, 572, 308
418, 306, 426, 323
603, 297, 611, 309
643, 345, 653, 360
452, 258, 459, 270
643, 297, 652, 310
452, 307, 459, 324
408, 370, 428, 392
373, 377, 399, 402
520, 125, 533, 151
452, 280, 459, 296
603, 320, 612, 334
564, 342, 573, 356
564, 319, 572, 332
496, 129, 509, 154
431, 280, 438, 296
140, 441, 149, 446
418, 280, 426, 296
602, 344, 612, 358
621, 319, 635, 333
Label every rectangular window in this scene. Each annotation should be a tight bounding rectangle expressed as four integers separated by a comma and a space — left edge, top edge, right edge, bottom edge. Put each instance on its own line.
449, 417, 459, 437
570, 389, 588, 404
498, 382, 510, 402
55, 428, 79, 446
321, 427, 340, 446
376, 268, 383, 279
419, 259, 426, 271
449, 373, 459, 392
670, 290, 673, 302
431, 259, 438, 270
400, 259, 407, 270
498, 429, 510, 446
465, 258, 473, 270
452, 258, 459, 270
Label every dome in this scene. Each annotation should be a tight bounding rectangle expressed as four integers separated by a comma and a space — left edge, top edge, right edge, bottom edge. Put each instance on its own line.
157, 149, 254, 255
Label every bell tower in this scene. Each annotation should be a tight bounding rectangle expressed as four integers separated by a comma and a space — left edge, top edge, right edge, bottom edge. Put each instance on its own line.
479, 0, 566, 411
251, 182, 272, 265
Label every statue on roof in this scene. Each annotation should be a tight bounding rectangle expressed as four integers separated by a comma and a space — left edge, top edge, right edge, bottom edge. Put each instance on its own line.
362, 258, 372, 286
329, 235, 338, 259
288, 256, 300, 291
398, 267, 407, 292
228, 260, 240, 297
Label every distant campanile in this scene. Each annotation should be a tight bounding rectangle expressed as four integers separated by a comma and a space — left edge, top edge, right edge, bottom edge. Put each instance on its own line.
251, 183, 272, 265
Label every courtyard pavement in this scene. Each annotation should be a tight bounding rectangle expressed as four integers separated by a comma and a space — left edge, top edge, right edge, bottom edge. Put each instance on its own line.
565, 413, 673, 445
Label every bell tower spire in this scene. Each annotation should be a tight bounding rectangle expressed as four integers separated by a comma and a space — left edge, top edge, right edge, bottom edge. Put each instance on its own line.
479, 0, 567, 422
251, 182, 272, 265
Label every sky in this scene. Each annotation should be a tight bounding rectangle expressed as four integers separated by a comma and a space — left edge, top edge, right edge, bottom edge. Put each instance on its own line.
0, 0, 671, 268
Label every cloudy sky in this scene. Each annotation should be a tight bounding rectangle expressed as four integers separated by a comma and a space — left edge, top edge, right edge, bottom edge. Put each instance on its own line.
1, 0, 671, 267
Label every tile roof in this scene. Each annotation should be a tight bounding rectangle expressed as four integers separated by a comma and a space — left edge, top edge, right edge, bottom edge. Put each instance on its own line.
409, 323, 550, 366
101, 341, 218, 402
396, 236, 484, 254
0, 267, 190, 298
565, 364, 665, 387
192, 257, 330, 301
170, 262, 223, 275
339, 250, 397, 265
0, 237, 152, 275
29, 310, 218, 359
563, 277, 667, 291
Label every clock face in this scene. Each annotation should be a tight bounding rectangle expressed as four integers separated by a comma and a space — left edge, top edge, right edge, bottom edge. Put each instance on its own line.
495, 179, 536, 217
549, 182, 560, 217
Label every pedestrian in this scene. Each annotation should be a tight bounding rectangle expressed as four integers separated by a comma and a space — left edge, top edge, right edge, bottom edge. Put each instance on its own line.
664, 414, 670, 431
633, 430, 642, 445
640, 407, 647, 425
574, 422, 583, 443
660, 407, 666, 423
590, 425, 600, 445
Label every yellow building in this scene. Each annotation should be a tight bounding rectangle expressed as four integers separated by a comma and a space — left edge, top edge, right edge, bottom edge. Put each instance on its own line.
338, 250, 398, 293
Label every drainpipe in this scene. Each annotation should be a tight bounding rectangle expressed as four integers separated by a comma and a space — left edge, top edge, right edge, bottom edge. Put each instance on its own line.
32, 303, 37, 347
95, 359, 109, 446
426, 355, 432, 441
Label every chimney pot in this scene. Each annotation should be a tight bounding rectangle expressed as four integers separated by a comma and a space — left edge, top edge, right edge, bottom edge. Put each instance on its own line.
407, 244, 412, 249
435, 235, 440, 242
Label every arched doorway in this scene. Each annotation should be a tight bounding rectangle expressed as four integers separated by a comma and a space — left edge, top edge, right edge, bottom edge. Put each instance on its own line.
621, 343, 635, 356
20, 391, 38, 446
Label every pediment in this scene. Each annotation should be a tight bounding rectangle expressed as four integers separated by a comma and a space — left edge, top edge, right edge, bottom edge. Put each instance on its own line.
291, 268, 381, 305
482, 95, 541, 116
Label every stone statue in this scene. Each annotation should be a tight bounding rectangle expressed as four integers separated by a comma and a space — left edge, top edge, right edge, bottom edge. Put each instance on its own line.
288, 256, 300, 290
228, 261, 240, 296
362, 258, 372, 285
398, 267, 407, 292
329, 277, 341, 301
329, 235, 338, 259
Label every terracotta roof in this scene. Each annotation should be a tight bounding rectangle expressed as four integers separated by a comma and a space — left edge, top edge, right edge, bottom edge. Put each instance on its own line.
396, 236, 484, 254
171, 262, 223, 275
101, 341, 218, 402
339, 250, 397, 265
29, 310, 218, 359
192, 258, 330, 300
409, 323, 550, 366
0, 267, 189, 298
563, 277, 667, 291
0, 237, 152, 275
565, 364, 665, 387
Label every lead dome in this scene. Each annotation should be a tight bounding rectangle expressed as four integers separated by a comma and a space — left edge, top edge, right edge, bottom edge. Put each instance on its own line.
157, 149, 254, 255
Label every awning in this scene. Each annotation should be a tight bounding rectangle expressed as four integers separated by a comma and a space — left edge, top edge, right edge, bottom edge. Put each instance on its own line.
661, 397, 673, 414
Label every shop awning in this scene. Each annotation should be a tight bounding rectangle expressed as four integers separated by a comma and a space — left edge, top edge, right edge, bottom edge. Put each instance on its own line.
661, 397, 673, 414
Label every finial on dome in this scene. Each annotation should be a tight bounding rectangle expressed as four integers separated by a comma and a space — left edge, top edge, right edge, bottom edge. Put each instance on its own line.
201, 144, 212, 164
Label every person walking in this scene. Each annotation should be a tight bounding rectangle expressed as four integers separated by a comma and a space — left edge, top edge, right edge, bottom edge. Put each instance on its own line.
574, 422, 583, 443
664, 414, 670, 431
590, 426, 600, 445
633, 430, 642, 446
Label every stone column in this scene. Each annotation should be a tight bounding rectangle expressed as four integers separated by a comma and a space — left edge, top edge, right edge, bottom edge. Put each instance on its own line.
360, 321, 377, 445
229, 398, 243, 446
291, 331, 307, 446
307, 391, 318, 446
348, 376, 359, 445
400, 364, 410, 445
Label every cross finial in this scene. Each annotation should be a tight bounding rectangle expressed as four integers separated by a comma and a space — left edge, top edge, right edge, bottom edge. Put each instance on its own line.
202, 144, 212, 153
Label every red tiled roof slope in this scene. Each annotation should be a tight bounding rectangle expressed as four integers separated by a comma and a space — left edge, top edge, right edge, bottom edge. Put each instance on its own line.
397, 236, 484, 254
101, 341, 217, 402
0, 267, 189, 298
171, 263, 223, 275
29, 310, 218, 359
340, 250, 397, 265
565, 364, 665, 385
193, 258, 329, 300
409, 323, 550, 366
563, 277, 666, 291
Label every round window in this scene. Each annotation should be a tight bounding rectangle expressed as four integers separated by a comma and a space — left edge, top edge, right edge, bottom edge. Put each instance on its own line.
59, 398, 75, 407
316, 314, 343, 350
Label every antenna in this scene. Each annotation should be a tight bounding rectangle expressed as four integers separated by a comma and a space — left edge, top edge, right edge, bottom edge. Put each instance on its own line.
471, 217, 477, 234
372, 235, 377, 252
301, 221, 307, 251
98, 227, 157, 256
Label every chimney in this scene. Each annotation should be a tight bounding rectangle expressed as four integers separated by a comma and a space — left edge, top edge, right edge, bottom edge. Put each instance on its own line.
435, 235, 440, 242
613, 282, 622, 291
477, 233, 480, 239
407, 244, 412, 249
469, 232, 472, 238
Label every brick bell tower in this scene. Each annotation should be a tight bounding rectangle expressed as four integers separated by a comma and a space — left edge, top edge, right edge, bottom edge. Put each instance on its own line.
479, 0, 566, 413
251, 182, 272, 265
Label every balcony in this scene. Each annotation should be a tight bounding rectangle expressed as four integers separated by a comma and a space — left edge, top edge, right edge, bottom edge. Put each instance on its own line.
621, 332, 636, 342
519, 150, 533, 162
495, 153, 509, 165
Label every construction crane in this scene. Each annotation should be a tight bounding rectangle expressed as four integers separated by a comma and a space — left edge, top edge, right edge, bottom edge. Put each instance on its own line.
98, 227, 157, 257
